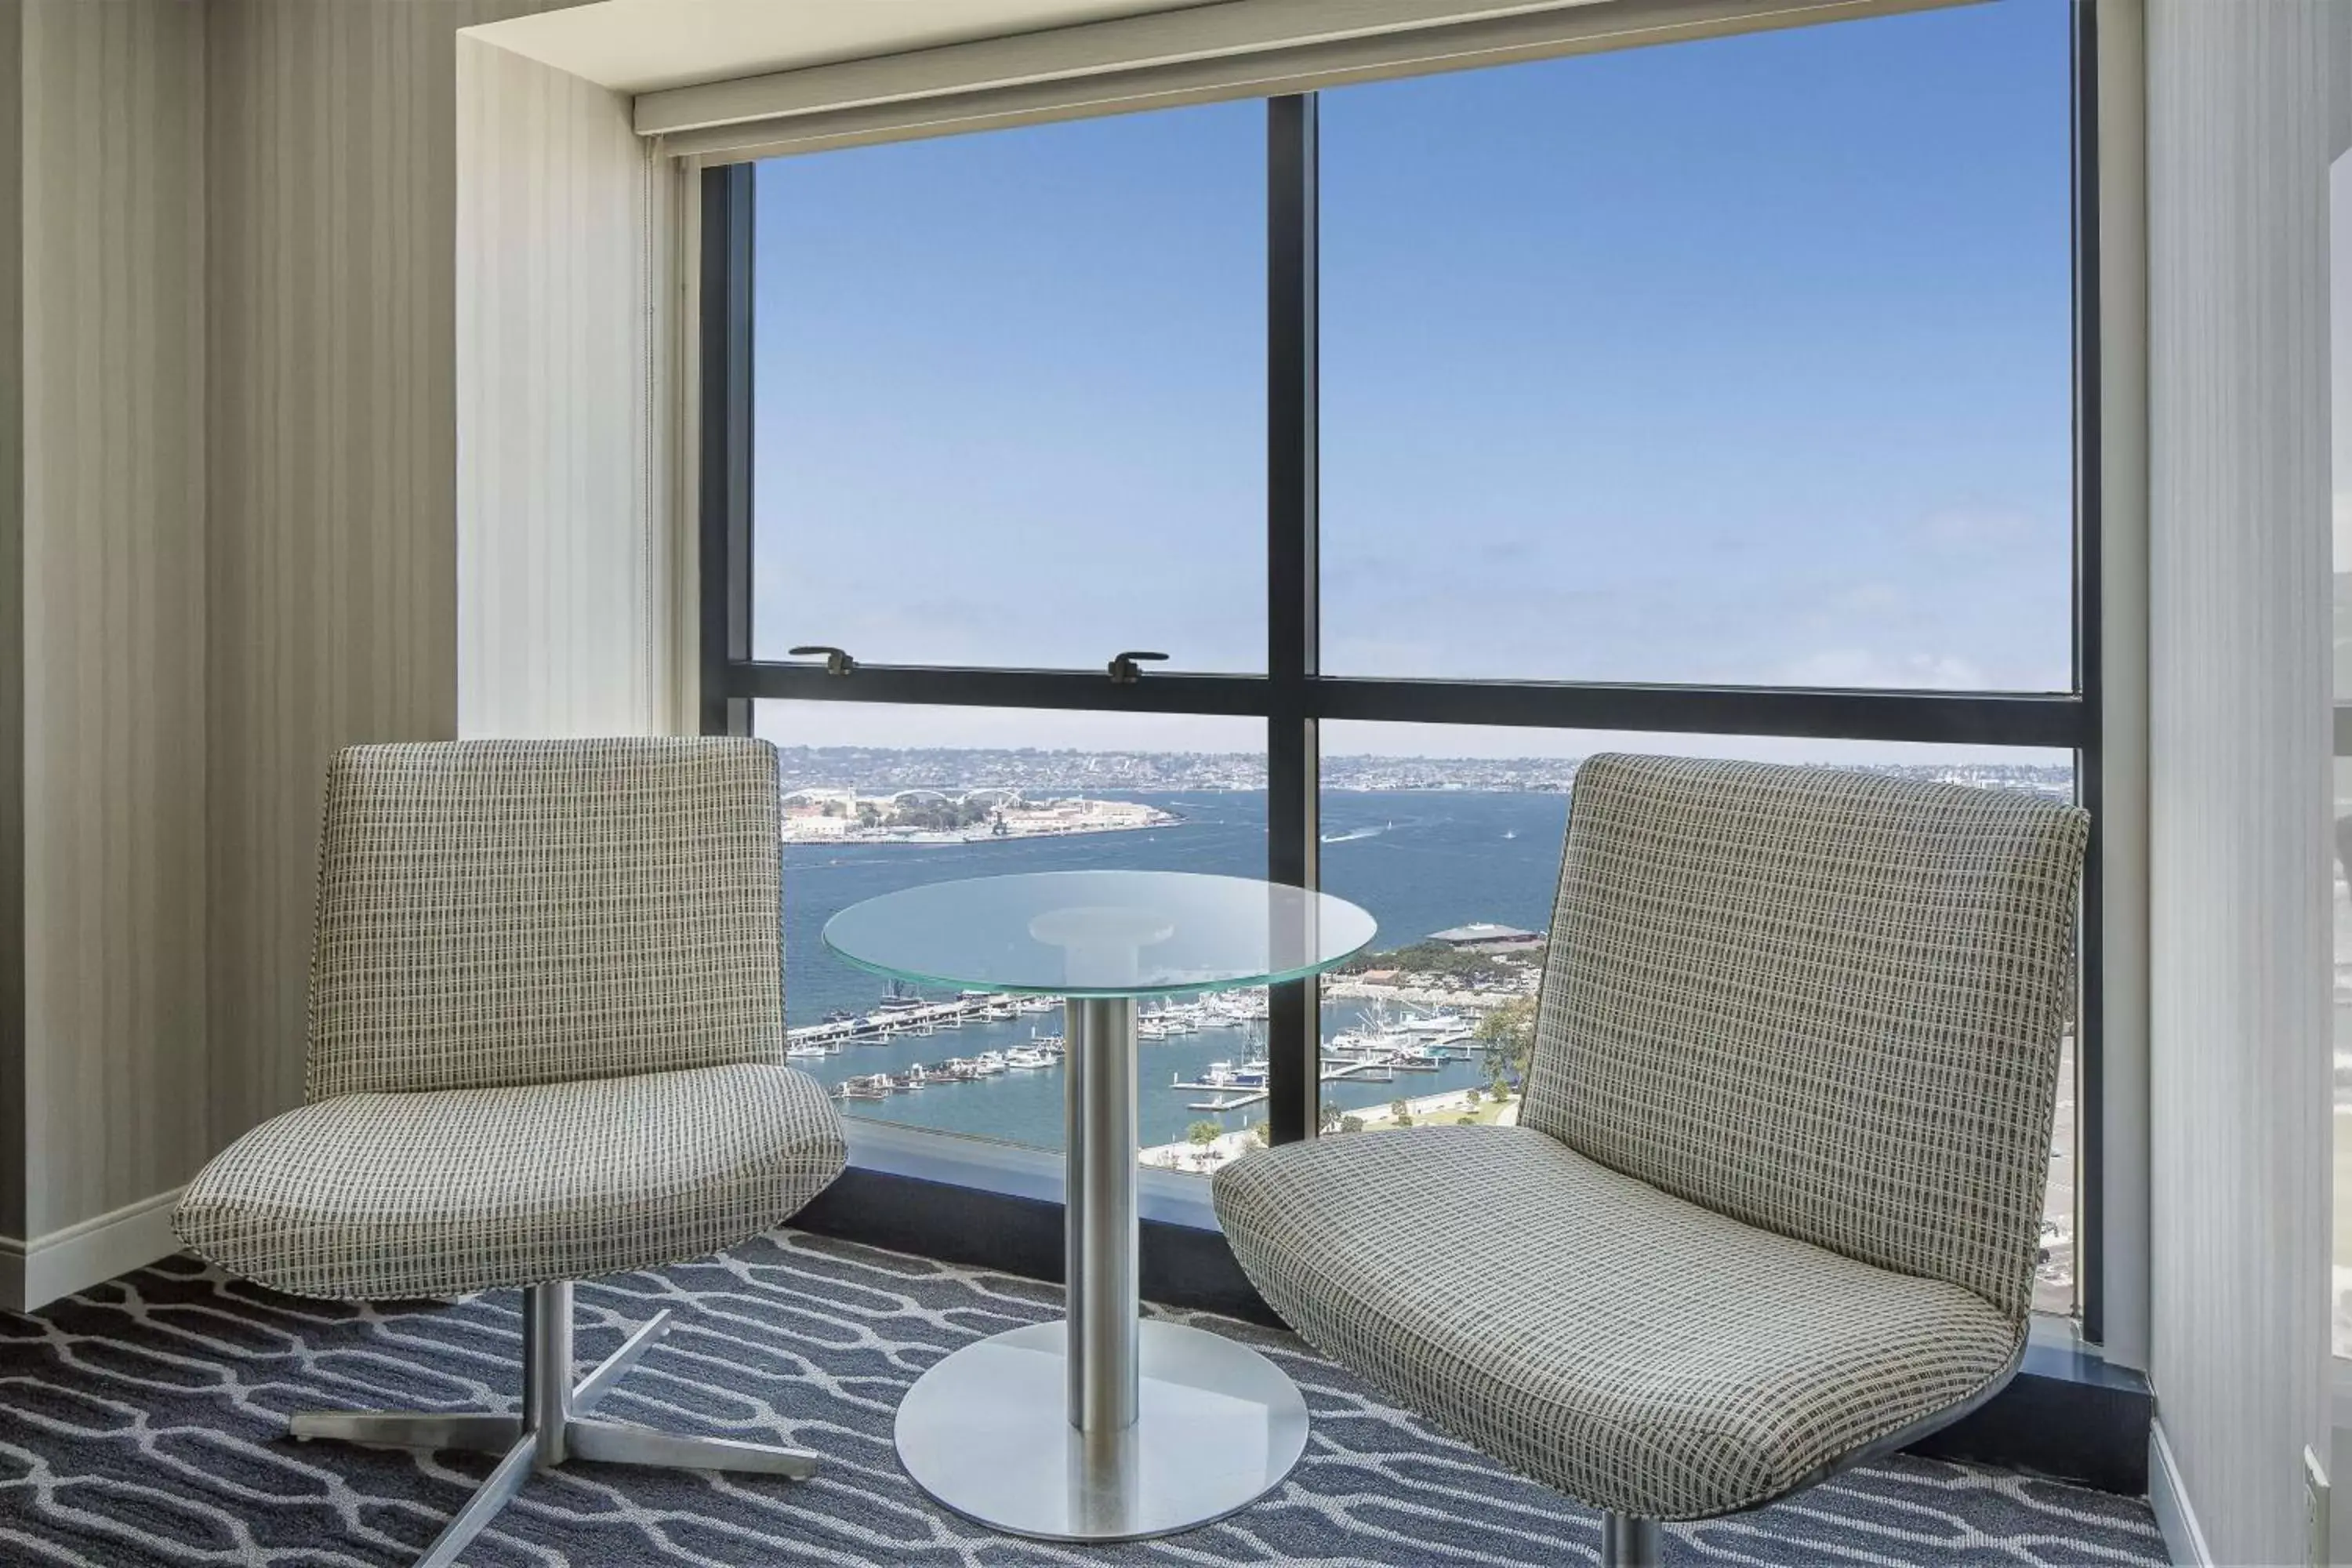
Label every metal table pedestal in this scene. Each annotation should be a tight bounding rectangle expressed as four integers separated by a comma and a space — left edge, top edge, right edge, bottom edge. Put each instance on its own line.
891, 996, 1310, 1541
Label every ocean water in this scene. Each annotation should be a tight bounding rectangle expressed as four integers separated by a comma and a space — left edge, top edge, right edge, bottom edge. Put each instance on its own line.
783, 789, 1571, 1152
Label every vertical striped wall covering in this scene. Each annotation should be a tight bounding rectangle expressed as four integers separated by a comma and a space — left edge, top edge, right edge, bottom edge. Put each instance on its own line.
0, 0, 23, 1249
454, 33, 678, 740
2144, 2, 2339, 1561
16, 0, 208, 1242
201, 0, 585, 1156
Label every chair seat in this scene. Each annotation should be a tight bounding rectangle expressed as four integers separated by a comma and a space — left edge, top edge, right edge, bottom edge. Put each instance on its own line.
176, 1064, 847, 1301
1212, 1124, 2022, 1521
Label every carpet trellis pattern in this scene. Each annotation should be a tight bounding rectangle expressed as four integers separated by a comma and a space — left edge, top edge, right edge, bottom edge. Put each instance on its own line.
0, 1230, 2165, 1566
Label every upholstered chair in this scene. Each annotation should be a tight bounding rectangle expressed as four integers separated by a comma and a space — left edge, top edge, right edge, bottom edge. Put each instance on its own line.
1214, 754, 2089, 1568
176, 737, 848, 1568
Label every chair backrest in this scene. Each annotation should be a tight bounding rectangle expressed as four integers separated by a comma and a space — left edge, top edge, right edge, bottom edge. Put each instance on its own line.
1521, 753, 2088, 1319
307, 737, 785, 1099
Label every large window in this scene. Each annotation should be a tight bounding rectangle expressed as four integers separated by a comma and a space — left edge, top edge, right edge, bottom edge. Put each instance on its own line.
748, 104, 1265, 672
705, 0, 2095, 1319
1318, 16, 2074, 688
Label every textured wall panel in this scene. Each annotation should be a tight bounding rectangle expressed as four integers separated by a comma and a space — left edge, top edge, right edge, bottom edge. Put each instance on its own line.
0, 0, 22, 1246
18, 0, 207, 1237
454, 34, 674, 739
203, 0, 576, 1150
2144, 2, 2338, 1560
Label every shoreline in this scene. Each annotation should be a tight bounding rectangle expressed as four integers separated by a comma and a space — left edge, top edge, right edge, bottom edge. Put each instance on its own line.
782, 811, 1183, 848
1139, 1085, 1521, 1176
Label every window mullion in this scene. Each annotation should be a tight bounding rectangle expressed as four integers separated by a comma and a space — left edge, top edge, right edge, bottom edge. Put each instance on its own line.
1267, 93, 1319, 1145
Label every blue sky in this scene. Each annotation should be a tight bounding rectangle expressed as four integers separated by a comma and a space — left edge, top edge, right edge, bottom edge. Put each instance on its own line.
749, 0, 2073, 760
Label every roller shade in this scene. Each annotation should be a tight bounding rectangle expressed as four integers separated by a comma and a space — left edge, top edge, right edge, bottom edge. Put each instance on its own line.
638, 0, 1974, 162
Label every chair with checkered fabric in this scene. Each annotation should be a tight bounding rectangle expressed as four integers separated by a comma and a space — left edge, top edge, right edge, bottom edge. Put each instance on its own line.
175, 737, 848, 1568
1214, 753, 2088, 1567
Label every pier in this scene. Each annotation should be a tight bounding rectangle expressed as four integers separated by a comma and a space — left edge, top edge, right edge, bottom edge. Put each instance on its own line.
1175, 1056, 1415, 1112
800, 990, 1486, 1113
786, 991, 1058, 1057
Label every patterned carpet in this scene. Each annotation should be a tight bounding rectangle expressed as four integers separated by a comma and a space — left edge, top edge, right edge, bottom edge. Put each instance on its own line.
0, 1229, 2165, 1567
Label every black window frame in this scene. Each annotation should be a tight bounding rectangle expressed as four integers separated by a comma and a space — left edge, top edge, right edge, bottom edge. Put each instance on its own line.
698, 1, 2107, 1336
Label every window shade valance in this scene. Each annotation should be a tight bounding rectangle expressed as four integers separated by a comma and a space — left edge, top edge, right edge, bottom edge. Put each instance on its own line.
639, 0, 1970, 162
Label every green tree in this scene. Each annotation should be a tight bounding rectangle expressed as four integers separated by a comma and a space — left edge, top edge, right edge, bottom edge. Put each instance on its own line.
1339, 1115, 1364, 1134
1318, 1101, 1342, 1134
1186, 1120, 1223, 1158
1389, 1097, 1413, 1128
1477, 995, 1538, 1090
1250, 1120, 1273, 1149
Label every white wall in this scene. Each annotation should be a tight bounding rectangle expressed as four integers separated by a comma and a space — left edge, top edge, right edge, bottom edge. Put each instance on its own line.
2145, 2, 2343, 1561
454, 33, 680, 739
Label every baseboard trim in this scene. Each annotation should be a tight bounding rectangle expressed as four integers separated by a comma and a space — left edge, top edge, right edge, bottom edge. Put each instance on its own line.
2150, 1418, 2211, 1566
0, 1186, 186, 1313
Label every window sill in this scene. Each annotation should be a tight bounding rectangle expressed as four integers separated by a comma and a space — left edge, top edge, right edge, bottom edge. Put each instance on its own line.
841, 1116, 1221, 1231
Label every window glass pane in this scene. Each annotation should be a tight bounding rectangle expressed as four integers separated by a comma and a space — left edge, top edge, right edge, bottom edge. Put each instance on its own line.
749, 105, 1266, 671
1312, 722, 2080, 1317
1319, 0, 2074, 689
760, 701, 1266, 1173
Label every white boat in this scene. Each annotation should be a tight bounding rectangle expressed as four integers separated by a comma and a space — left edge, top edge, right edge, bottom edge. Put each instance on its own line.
1004, 1045, 1057, 1069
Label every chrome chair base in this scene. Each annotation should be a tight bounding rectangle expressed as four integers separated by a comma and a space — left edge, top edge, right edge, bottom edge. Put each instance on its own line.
289, 1282, 819, 1568
1602, 1512, 1663, 1567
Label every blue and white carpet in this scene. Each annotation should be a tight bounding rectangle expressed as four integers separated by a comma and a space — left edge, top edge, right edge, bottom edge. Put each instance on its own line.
0, 1230, 2165, 1566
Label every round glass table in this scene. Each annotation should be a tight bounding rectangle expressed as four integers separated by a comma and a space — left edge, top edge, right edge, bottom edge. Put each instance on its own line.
823, 870, 1376, 1542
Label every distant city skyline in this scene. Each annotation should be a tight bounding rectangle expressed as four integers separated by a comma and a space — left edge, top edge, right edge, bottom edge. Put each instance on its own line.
747, 0, 2072, 762
768, 742, 2075, 792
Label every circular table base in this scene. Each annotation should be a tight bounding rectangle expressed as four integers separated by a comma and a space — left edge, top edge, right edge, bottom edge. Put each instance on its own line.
894, 1319, 1309, 1542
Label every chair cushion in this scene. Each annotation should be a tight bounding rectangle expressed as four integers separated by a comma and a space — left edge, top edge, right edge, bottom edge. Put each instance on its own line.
1524, 753, 2086, 1319
307, 739, 788, 1099
175, 1064, 847, 1300
1213, 1124, 2022, 1522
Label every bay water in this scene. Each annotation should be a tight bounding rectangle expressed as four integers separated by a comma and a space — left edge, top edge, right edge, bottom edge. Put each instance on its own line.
784, 789, 1570, 1151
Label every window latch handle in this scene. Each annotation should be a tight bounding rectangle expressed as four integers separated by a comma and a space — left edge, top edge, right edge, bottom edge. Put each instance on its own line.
789, 644, 858, 677
1108, 651, 1167, 685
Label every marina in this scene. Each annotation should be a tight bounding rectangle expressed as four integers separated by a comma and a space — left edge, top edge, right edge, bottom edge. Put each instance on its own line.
782, 788, 1560, 1148
805, 990, 1499, 1115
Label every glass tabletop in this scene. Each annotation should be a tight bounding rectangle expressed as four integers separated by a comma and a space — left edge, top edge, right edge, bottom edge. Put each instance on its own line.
822, 870, 1377, 998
